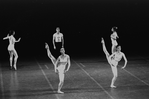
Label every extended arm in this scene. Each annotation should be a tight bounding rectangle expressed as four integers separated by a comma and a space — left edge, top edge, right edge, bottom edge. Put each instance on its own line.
15, 38, 21, 42
122, 53, 127, 69
3, 34, 9, 40
53, 35, 56, 49
62, 34, 64, 48
66, 56, 71, 72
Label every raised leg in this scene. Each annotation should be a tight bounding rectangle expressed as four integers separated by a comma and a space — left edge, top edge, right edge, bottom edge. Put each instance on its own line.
101, 38, 111, 63
45, 43, 56, 65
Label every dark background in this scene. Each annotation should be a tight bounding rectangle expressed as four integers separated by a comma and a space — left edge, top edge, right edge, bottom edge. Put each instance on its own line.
0, 0, 149, 61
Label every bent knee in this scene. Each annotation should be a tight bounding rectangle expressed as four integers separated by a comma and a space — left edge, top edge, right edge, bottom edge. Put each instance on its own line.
10, 57, 13, 60
14, 56, 18, 60
113, 74, 118, 77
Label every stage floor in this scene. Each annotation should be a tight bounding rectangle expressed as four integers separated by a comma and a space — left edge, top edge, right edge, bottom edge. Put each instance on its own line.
0, 56, 149, 99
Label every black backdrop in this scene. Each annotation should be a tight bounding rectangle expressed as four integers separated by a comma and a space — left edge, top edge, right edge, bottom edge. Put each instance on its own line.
0, 0, 149, 61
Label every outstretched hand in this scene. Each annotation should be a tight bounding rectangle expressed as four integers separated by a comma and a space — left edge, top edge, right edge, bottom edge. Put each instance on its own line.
121, 65, 126, 69
64, 70, 68, 73
3, 34, 9, 40
54, 46, 56, 49
121, 66, 125, 69
101, 38, 104, 44
18, 38, 21, 42
45, 42, 49, 49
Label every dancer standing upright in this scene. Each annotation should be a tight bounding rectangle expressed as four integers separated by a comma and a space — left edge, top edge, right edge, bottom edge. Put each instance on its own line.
53, 27, 64, 58
111, 27, 119, 54
3, 30, 21, 70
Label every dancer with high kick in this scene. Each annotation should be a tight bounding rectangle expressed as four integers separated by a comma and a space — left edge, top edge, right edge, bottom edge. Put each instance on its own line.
111, 27, 119, 53
45, 43, 70, 93
101, 38, 127, 88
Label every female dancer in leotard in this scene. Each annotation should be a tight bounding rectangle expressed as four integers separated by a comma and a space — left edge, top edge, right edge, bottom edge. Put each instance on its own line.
3, 30, 21, 70
111, 27, 119, 54
45, 43, 71, 93
101, 38, 127, 88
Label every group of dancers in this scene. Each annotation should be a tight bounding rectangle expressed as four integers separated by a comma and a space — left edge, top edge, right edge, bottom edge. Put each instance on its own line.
45, 27, 71, 93
3, 26, 127, 93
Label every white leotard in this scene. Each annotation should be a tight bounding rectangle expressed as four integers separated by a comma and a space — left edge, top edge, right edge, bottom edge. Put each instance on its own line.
110, 52, 123, 67
57, 54, 69, 73
8, 36, 16, 51
59, 55, 68, 65
114, 52, 123, 62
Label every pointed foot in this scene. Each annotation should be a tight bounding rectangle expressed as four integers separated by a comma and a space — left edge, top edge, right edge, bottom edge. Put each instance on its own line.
110, 85, 116, 88
57, 90, 64, 94
14, 65, 17, 71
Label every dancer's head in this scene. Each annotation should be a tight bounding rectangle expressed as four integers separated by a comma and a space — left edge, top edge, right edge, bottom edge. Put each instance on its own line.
60, 48, 65, 55
10, 30, 15, 35
116, 46, 121, 52
56, 27, 60, 33
9, 30, 15, 35
111, 27, 117, 32
13, 31, 15, 35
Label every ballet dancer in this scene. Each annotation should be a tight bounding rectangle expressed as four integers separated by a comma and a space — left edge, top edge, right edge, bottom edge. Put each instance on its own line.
111, 27, 119, 54
3, 30, 21, 70
45, 43, 70, 93
101, 38, 127, 88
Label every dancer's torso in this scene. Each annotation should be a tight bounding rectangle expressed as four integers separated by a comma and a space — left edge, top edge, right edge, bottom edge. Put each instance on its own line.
8, 36, 15, 50
57, 55, 69, 72
112, 52, 122, 61
58, 55, 68, 66
54, 33, 63, 42
110, 52, 122, 66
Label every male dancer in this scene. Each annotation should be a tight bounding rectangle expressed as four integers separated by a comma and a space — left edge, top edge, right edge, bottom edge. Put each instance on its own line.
3, 30, 21, 70
53, 27, 64, 58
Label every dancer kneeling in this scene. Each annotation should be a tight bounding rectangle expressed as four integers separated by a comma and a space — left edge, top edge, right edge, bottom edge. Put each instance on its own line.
101, 38, 127, 88
45, 43, 71, 93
